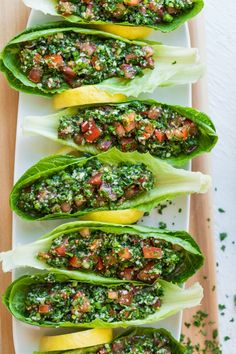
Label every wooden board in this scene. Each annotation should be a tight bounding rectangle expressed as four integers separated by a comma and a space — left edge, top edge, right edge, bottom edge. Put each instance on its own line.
0, 3, 218, 353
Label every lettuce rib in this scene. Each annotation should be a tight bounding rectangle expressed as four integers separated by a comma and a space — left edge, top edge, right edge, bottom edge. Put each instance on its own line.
3, 272, 203, 328
10, 148, 211, 221
23, 99, 218, 167
0, 22, 203, 97
0, 221, 204, 284
23, 0, 204, 33
33, 327, 186, 354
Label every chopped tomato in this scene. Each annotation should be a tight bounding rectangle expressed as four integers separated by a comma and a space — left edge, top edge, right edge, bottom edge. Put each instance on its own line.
122, 267, 134, 280
155, 129, 166, 142
45, 54, 63, 68
89, 173, 102, 186
119, 291, 133, 306
120, 137, 137, 151
173, 127, 189, 140
84, 120, 101, 143
137, 263, 160, 282
33, 53, 42, 63
148, 107, 161, 119
122, 112, 136, 132
62, 66, 77, 79
108, 291, 118, 300
142, 246, 163, 259
89, 239, 101, 251
96, 257, 104, 270
38, 304, 51, 314
74, 292, 91, 313
81, 121, 89, 133
54, 244, 66, 256
118, 247, 132, 260
69, 256, 80, 268
181, 127, 189, 139
106, 252, 117, 266
142, 123, 154, 139
114, 122, 126, 137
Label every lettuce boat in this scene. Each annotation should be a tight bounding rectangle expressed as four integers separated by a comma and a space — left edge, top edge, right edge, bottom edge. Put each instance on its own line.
34, 327, 186, 353
0, 22, 203, 99
23, 0, 204, 35
0, 221, 204, 284
23, 99, 217, 167
3, 272, 203, 328
10, 148, 211, 221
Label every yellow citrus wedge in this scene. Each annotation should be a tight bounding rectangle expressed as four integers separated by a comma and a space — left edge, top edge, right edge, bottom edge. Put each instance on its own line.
40, 328, 113, 352
80, 209, 144, 224
53, 85, 126, 110
94, 24, 153, 40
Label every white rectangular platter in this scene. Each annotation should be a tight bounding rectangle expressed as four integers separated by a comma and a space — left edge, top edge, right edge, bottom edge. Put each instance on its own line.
13, 10, 191, 354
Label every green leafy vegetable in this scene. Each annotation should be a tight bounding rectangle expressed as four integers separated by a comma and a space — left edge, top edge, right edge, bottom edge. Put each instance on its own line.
33, 326, 186, 354
0, 22, 203, 97
23, 0, 204, 33
0, 221, 204, 284
23, 99, 217, 167
10, 148, 211, 221
3, 272, 203, 328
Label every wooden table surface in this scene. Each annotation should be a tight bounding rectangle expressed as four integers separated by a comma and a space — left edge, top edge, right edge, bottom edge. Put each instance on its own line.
0, 2, 218, 353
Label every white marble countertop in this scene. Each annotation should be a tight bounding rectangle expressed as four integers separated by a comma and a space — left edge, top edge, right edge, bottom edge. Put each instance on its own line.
204, 1, 236, 351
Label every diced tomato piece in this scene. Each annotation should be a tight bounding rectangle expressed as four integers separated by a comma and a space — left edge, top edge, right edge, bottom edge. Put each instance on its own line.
123, 112, 136, 132
181, 127, 189, 139
33, 53, 42, 63
142, 246, 163, 259
142, 123, 155, 139
74, 292, 91, 313
45, 54, 63, 68
55, 244, 66, 256
84, 120, 101, 143
90, 239, 101, 251
118, 247, 132, 260
108, 291, 118, 300
106, 252, 117, 266
96, 257, 104, 270
69, 256, 80, 268
114, 122, 126, 137
155, 129, 166, 142
173, 127, 189, 140
120, 137, 137, 152
122, 267, 134, 280
81, 121, 89, 133
148, 107, 161, 119
142, 45, 154, 58
62, 66, 77, 79
119, 291, 133, 306
153, 299, 161, 308
137, 263, 160, 282
38, 304, 51, 314
89, 173, 102, 186
124, 185, 139, 199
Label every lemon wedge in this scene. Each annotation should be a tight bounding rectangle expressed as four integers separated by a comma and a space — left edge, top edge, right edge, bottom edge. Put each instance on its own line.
94, 24, 153, 40
80, 209, 144, 224
40, 328, 113, 352
53, 85, 126, 110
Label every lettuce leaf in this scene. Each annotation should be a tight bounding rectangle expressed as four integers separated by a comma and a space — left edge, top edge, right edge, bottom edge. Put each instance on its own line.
10, 148, 211, 221
33, 327, 186, 354
2, 272, 203, 328
0, 22, 203, 97
23, 0, 204, 33
23, 99, 218, 167
0, 221, 204, 284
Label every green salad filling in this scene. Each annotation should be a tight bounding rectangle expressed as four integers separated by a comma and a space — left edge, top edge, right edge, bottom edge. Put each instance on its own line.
17, 159, 154, 217
25, 277, 163, 324
57, 0, 194, 26
58, 101, 199, 158
19, 32, 154, 90
38, 229, 185, 282
96, 331, 171, 353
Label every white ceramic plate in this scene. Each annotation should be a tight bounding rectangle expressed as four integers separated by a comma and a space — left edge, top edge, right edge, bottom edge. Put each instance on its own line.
12, 10, 191, 354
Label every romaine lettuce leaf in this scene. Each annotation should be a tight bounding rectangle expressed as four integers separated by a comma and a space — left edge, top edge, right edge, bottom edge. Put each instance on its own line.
33, 326, 186, 354
0, 23, 203, 97
23, 99, 218, 167
10, 148, 211, 221
0, 221, 204, 284
23, 0, 204, 33
3, 272, 203, 328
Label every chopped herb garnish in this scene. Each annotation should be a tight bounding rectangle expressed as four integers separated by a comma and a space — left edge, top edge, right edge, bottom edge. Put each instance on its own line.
218, 208, 225, 213
219, 233, 227, 241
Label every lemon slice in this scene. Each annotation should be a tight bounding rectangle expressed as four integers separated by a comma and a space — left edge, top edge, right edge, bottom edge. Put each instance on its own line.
80, 209, 144, 224
94, 24, 153, 40
53, 85, 126, 110
40, 328, 113, 352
